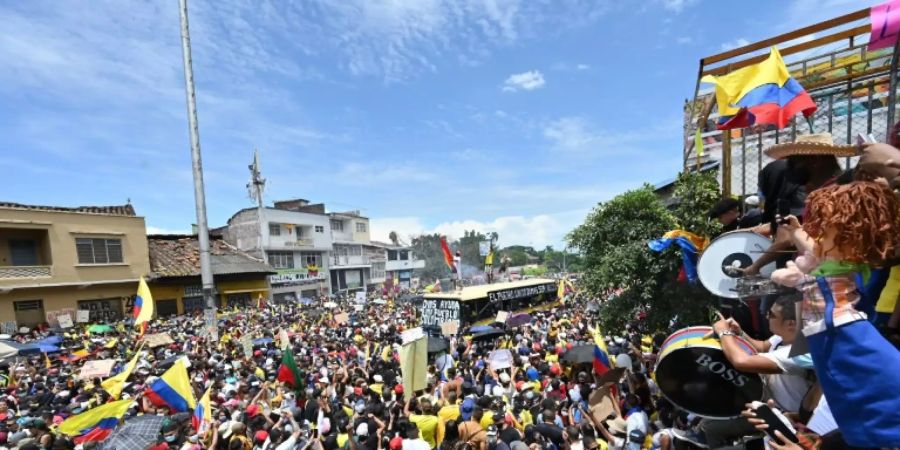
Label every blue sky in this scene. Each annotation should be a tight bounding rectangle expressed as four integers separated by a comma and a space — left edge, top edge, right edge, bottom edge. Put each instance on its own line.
0, 0, 878, 248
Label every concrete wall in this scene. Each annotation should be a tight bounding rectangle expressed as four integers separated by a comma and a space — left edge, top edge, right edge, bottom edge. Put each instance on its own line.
0, 282, 134, 328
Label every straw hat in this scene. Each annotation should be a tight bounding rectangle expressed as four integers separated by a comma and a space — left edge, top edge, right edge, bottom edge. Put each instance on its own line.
764, 133, 858, 160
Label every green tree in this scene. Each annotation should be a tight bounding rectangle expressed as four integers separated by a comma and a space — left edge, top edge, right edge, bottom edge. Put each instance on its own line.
567, 175, 719, 333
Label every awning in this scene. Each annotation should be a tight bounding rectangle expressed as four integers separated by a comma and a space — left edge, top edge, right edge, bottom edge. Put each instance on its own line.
221, 288, 268, 295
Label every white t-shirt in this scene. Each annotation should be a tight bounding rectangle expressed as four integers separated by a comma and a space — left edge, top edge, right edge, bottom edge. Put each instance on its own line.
759, 336, 812, 413
807, 396, 838, 436
274, 435, 297, 450
403, 438, 431, 450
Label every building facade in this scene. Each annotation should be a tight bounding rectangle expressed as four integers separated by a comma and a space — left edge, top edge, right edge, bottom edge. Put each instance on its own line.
328, 211, 377, 294
221, 199, 332, 302
371, 241, 425, 290
147, 234, 273, 316
0, 203, 150, 330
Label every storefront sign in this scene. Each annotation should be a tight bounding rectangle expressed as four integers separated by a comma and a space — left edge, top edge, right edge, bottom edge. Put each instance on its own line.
487, 283, 554, 303
420, 299, 460, 328
269, 268, 324, 286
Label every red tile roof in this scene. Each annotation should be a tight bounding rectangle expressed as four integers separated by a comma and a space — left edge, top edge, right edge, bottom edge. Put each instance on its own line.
148, 235, 274, 278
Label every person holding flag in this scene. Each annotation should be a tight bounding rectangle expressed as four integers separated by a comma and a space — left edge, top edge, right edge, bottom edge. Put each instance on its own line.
58, 398, 133, 445
134, 276, 155, 336
193, 387, 213, 435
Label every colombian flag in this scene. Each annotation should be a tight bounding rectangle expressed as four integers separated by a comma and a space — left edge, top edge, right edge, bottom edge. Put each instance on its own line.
58, 399, 133, 444
101, 344, 143, 399
440, 237, 456, 274
145, 359, 196, 412
193, 387, 213, 433
648, 230, 709, 283
134, 277, 154, 335
702, 47, 817, 130
593, 345, 612, 376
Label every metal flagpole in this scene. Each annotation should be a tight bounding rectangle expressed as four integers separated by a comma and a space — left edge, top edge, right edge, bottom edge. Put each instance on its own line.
178, 0, 218, 333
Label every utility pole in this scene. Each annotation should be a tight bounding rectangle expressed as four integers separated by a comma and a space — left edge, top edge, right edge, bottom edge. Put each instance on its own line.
178, 0, 217, 337
247, 149, 267, 259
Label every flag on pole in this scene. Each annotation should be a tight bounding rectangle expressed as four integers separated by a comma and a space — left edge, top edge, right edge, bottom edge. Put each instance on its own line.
440, 237, 456, 274
145, 359, 196, 412
192, 387, 213, 433
276, 346, 304, 390
101, 344, 144, 399
134, 277, 154, 335
58, 398, 133, 444
701, 47, 816, 130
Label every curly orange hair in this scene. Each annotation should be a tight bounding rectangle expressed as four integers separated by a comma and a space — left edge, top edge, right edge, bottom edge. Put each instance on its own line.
804, 181, 899, 264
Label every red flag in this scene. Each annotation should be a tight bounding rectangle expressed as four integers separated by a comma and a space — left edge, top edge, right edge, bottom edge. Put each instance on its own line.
440, 237, 456, 273
277, 346, 304, 390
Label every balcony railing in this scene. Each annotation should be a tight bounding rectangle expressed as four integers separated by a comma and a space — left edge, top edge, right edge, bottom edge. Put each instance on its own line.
0, 265, 52, 279
282, 238, 314, 248
331, 255, 370, 267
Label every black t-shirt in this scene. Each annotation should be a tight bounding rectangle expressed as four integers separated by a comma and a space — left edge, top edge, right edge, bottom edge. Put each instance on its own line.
499, 427, 521, 445
533, 423, 564, 449
758, 160, 805, 224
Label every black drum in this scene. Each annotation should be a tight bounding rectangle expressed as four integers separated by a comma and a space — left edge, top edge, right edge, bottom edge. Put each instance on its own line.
655, 326, 764, 419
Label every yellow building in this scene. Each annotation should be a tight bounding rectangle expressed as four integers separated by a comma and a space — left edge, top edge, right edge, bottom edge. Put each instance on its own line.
0, 202, 150, 330
147, 234, 273, 315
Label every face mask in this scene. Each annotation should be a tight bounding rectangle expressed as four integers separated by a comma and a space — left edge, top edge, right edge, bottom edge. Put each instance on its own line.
165, 435, 177, 442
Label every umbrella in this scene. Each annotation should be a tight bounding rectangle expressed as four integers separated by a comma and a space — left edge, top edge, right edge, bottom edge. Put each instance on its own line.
468, 325, 495, 334
562, 345, 595, 364
427, 336, 449, 353
97, 414, 166, 450
38, 335, 63, 345
253, 337, 274, 346
0, 341, 17, 360
471, 329, 505, 342
157, 355, 184, 371
507, 313, 532, 328
6, 341, 59, 355
88, 324, 115, 334
323, 302, 338, 309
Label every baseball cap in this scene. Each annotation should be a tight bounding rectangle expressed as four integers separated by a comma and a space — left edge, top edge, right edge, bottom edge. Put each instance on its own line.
255, 430, 269, 442
390, 436, 403, 450
246, 404, 260, 417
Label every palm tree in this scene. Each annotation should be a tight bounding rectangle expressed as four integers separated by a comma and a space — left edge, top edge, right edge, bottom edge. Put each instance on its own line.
389, 231, 399, 246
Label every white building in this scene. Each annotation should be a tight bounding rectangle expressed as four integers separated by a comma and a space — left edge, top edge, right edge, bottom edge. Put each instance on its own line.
221, 199, 331, 302
370, 241, 425, 289
327, 211, 385, 294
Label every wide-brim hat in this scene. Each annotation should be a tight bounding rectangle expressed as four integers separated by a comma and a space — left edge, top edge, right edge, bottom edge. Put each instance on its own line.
764, 133, 858, 160
606, 417, 627, 435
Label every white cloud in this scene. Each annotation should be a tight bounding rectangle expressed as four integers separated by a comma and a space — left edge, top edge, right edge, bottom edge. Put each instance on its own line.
542, 116, 681, 154
576, 63, 590, 70
720, 38, 750, 51
371, 210, 590, 248
676, 36, 692, 45
147, 226, 191, 235
502, 70, 546, 92
659, 0, 698, 13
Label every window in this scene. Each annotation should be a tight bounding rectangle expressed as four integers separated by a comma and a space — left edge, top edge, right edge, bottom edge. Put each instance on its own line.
387, 250, 398, 261
330, 220, 343, 232
315, 225, 324, 233
372, 262, 386, 279
267, 251, 294, 269
269, 224, 281, 236
77, 298, 122, 322
300, 252, 321, 267
399, 250, 409, 260
356, 222, 367, 233
76, 238, 123, 264
349, 246, 362, 256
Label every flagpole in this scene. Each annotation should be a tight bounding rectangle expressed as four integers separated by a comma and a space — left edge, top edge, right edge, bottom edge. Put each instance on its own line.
178, 0, 218, 330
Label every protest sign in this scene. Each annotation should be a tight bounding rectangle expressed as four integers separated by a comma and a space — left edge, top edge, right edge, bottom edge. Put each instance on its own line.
401, 327, 425, 345
495, 311, 509, 324
144, 333, 174, 348
78, 360, 116, 380
440, 321, 459, 337
57, 314, 73, 329
334, 313, 349, 325
76, 310, 91, 323
488, 349, 513, 371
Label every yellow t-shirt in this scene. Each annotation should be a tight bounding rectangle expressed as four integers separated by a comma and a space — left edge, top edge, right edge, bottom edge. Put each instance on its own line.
438, 404, 460, 423
876, 266, 900, 313
479, 413, 494, 430
371, 383, 384, 395
410, 414, 440, 448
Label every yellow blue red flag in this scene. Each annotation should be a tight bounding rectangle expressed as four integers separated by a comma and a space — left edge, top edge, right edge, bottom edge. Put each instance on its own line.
58, 398, 132, 444
145, 359, 196, 412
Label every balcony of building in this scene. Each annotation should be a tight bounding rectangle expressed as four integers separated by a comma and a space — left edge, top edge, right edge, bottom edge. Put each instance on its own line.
0, 227, 53, 280
266, 222, 330, 250
331, 254, 370, 267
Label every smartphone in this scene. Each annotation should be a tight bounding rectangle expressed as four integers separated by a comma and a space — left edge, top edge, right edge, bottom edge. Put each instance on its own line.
750, 401, 798, 444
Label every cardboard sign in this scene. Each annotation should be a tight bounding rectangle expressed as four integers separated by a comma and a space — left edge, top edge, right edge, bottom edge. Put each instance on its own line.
399, 336, 428, 400
76, 310, 91, 323
279, 329, 291, 350
241, 335, 253, 358
78, 359, 116, 380
488, 349, 513, 371
419, 299, 460, 328
588, 386, 620, 423
57, 314, 73, 329
334, 313, 349, 325
495, 311, 509, 324
354, 292, 366, 303
870, 0, 900, 51
440, 321, 459, 337
202, 309, 218, 341
144, 333, 174, 348
45, 309, 76, 329
401, 327, 425, 345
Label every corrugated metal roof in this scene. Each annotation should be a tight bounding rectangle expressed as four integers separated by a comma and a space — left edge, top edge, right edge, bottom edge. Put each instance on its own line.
0, 202, 137, 216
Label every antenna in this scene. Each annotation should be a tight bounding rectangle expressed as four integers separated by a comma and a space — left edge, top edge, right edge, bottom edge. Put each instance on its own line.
247, 148, 266, 207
